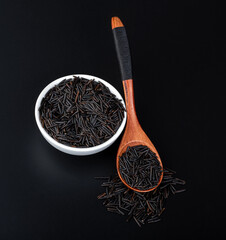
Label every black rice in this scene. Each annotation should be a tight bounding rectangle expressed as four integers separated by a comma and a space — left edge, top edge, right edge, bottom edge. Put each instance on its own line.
39, 76, 125, 147
119, 145, 162, 190
97, 168, 185, 227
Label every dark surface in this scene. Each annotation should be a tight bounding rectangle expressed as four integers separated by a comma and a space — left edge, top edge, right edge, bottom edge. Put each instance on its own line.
0, 0, 225, 239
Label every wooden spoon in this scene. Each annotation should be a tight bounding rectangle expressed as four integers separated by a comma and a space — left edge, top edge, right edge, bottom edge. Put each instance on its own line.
112, 16, 163, 193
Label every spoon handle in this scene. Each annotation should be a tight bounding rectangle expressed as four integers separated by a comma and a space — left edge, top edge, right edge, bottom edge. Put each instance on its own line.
112, 17, 138, 123
111, 17, 132, 81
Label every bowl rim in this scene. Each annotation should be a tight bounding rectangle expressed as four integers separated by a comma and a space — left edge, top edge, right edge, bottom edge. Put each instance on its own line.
34, 74, 127, 153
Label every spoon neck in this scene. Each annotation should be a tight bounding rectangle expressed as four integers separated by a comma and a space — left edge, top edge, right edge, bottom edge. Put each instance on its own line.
123, 79, 139, 123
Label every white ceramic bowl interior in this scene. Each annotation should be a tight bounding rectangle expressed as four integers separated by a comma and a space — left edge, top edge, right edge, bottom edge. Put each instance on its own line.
35, 74, 127, 155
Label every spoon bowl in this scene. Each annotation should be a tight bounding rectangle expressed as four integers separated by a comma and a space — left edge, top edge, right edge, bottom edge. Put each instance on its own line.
117, 141, 163, 193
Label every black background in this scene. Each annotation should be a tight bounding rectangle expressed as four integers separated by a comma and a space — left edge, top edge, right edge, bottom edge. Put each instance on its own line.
0, 0, 225, 239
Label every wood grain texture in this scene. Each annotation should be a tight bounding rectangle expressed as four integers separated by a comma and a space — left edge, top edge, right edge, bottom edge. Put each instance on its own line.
111, 16, 124, 29
116, 79, 163, 193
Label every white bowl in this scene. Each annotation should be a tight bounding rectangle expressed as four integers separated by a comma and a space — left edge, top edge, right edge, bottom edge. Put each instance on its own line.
35, 74, 127, 156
